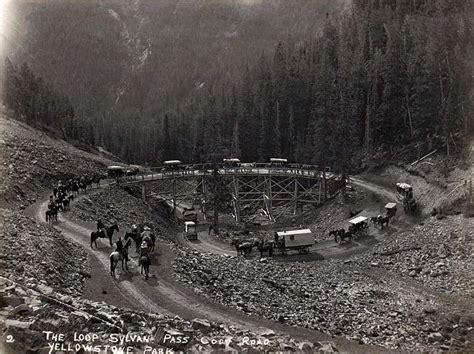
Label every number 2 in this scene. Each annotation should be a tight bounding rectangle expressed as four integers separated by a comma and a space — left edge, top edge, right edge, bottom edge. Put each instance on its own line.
6, 335, 15, 343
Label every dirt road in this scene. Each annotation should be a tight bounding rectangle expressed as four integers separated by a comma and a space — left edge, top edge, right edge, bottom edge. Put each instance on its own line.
29, 187, 380, 352
182, 176, 410, 261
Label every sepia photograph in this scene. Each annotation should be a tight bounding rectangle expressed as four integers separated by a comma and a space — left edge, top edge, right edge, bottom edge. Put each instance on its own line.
0, 0, 473, 352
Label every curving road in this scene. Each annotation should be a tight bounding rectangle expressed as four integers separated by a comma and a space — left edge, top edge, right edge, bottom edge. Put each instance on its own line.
181, 176, 407, 261
28, 184, 380, 352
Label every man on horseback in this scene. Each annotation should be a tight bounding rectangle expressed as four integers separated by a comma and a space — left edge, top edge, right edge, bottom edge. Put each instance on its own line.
115, 237, 129, 262
97, 219, 105, 232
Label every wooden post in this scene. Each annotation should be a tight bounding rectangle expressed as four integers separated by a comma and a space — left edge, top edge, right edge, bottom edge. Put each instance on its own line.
233, 176, 240, 223
172, 178, 176, 213
293, 179, 298, 215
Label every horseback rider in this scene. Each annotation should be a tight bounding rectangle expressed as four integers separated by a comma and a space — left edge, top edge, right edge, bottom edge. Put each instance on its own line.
131, 224, 138, 234
48, 196, 55, 209
141, 226, 151, 245
97, 219, 105, 233
116, 237, 124, 253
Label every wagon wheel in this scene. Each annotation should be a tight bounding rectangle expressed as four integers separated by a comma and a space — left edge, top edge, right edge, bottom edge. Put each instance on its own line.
335, 234, 341, 244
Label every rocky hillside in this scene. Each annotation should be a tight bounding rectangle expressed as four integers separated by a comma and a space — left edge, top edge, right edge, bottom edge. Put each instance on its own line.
1, 276, 336, 353
0, 111, 117, 210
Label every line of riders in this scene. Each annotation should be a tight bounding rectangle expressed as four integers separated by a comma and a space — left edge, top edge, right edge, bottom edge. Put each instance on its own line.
329, 214, 391, 244
91, 220, 155, 280
45, 175, 103, 223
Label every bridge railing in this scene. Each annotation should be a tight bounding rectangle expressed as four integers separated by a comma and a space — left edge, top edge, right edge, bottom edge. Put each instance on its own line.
116, 164, 337, 184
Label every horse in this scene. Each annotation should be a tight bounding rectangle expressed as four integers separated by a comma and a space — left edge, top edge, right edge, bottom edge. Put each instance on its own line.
256, 239, 273, 258
329, 229, 346, 243
110, 238, 131, 276
125, 231, 142, 254
61, 198, 70, 211
71, 182, 79, 196
78, 181, 87, 194
45, 207, 58, 224
371, 215, 389, 229
139, 254, 151, 280
90, 223, 119, 248
231, 239, 253, 257
92, 175, 102, 188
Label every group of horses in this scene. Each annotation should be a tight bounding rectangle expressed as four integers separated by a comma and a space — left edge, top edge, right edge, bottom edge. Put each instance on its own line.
230, 238, 274, 258
45, 175, 101, 223
90, 222, 155, 280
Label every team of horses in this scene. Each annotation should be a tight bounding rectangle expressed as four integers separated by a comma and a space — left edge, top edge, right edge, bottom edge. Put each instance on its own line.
329, 212, 392, 244
231, 238, 275, 258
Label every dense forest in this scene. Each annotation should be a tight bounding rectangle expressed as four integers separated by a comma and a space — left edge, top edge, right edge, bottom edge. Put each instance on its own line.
2, 0, 473, 173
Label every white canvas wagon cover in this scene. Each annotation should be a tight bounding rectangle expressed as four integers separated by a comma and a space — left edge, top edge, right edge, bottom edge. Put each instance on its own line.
396, 182, 412, 190
385, 202, 397, 209
348, 216, 368, 225
276, 229, 312, 237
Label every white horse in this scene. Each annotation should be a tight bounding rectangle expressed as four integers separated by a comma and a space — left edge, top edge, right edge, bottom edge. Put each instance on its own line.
110, 239, 131, 276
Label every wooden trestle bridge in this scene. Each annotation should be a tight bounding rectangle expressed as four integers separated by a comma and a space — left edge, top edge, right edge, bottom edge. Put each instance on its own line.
120, 163, 345, 222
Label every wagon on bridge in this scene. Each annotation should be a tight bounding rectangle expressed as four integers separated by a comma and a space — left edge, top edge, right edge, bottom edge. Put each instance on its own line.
184, 221, 197, 241
223, 158, 241, 168
273, 229, 314, 254
162, 160, 183, 174
107, 165, 126, 179
269, 158, 288, 167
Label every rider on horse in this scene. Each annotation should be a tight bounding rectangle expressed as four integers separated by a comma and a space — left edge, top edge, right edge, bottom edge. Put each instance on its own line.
115, 237, 129, 262
131, 224, 139, 234
97, 219, 105, 232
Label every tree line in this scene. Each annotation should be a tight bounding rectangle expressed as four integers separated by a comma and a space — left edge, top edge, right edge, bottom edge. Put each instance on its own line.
2, 0, 472, 172
2, 59, 90, 141
169, 0, 472, 175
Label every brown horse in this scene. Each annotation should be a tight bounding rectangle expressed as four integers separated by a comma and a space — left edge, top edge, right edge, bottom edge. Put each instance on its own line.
90, 223, 119, 248
231, 239, 253, 257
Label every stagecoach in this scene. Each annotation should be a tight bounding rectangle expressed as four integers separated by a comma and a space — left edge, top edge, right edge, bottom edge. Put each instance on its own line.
385, 202, 397, 218
396, 182, 417, 213
162, 160, 183, 173
269, 158, 288, 167
107, 165, 126, 179
348, 216, 369, 237
182, 208, 198, 222
184, 221, 197, 241
223, 158, 241, 168
273, 229, 314, 254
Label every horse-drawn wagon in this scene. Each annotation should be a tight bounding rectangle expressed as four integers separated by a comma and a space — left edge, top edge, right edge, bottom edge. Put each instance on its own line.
273, 229, 314, 254
223, 158, 241, 168
269, 158, 288, 168
385, 202, 397, 218
162, 160, 183, 174
107, 165, 126, 179
348, 216, 369, 237
396, 182, 417, 213
184, 221, 197, 241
